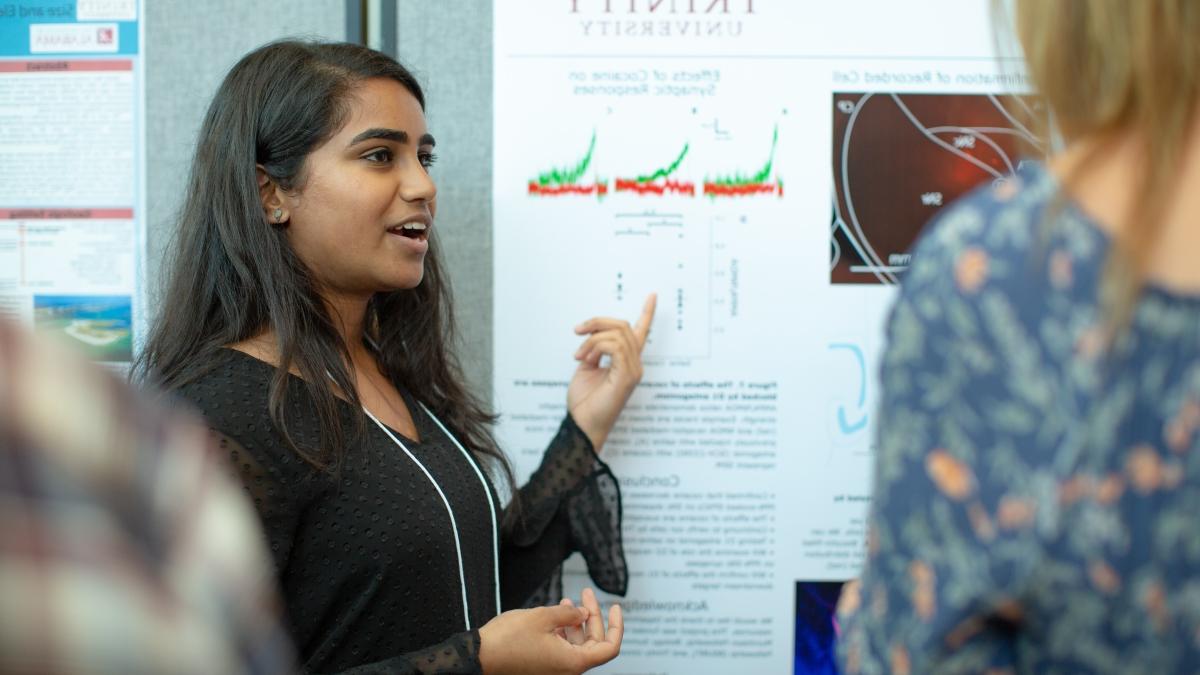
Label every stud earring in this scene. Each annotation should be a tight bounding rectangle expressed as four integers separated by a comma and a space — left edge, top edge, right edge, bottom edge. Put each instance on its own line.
272, 208, 283, 222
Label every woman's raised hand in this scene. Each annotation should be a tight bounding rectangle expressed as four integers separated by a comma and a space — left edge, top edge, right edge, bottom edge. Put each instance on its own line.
477, 589, 624, 674
567, 294, 657, 451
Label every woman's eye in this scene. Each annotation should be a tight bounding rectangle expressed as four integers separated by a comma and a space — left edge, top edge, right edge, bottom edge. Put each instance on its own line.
363, 148, 393, 163
420, 152, 438, 169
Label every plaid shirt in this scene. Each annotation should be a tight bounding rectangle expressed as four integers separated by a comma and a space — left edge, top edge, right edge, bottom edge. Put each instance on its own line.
0, 321, 295, 674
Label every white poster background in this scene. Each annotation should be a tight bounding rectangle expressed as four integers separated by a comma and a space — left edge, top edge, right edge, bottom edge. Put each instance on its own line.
494, 2, 1022, 671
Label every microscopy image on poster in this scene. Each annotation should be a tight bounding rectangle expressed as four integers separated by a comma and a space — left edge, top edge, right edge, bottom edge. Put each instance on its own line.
794, 581, 844, 675
831, 92, 1041, 284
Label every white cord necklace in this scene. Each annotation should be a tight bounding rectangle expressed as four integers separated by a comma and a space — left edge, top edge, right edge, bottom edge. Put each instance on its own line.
361, 402, 501, 631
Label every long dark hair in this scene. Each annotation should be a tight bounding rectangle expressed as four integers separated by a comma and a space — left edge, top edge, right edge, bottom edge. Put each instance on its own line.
135, 40, 517, 511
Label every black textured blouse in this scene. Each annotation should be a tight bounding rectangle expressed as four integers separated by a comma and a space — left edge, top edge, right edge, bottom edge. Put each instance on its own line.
175, 349, 626, 674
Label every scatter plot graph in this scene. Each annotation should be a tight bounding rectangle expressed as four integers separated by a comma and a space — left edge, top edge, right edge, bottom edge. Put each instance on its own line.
608, 210, 711, 360
831, 93, 1041, 284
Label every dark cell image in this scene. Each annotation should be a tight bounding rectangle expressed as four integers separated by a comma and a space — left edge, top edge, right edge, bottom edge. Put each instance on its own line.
831, 92, 1041, 284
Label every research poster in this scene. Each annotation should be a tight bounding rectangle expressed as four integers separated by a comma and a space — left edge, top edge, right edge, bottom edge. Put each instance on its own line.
0, 0, 144, 364
493, 2, 1028, 672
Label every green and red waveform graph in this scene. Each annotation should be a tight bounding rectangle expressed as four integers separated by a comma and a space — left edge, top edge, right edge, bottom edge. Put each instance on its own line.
527, 132, 608, 197
527, 127, 782, 199
614, 144, 696, 196
703, 125, 782, 197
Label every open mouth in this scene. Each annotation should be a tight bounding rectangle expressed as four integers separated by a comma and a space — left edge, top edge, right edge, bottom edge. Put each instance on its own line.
387, 222, 430, 241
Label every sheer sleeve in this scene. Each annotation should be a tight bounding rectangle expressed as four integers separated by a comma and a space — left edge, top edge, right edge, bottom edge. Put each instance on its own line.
500, 414, 627, 609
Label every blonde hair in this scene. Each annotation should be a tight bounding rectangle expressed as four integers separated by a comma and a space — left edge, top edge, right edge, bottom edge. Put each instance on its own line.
1011, 0, 1200, 329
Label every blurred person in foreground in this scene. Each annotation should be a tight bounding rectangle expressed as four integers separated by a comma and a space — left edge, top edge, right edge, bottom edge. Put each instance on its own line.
0, 319, 294, 674
838, 1, 1200, 673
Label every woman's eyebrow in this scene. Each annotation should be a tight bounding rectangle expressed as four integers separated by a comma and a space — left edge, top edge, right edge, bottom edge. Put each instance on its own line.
348, 127, 408, 146
347, 129, 437, 148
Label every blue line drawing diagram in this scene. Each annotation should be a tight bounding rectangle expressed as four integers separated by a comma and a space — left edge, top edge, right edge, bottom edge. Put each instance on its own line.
828, 342, 868, 435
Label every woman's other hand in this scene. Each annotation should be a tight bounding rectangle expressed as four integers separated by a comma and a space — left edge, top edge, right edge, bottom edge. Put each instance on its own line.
478, 591, 624, 674
557, 588, 612, 646
568, 294, 657, 451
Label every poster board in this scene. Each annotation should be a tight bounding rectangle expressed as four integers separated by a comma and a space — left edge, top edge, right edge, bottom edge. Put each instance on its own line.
0, 0, 144, 365
494, 2, 1027, 672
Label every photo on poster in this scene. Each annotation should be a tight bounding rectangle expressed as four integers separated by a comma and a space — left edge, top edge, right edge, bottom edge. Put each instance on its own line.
794, 580, 844, 674
34, 294, 132, 362
830, 92, 1041, 285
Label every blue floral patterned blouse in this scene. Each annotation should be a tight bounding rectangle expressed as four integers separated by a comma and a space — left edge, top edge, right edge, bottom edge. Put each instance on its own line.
837, 163, 1200, 674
